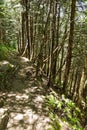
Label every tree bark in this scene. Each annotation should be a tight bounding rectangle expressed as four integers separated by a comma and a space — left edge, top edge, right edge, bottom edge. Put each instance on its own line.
63, 0, 76, 93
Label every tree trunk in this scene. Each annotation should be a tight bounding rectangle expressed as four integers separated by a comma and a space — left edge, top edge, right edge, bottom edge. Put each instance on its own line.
63, 0, 76, 93
25, 0, 30, 59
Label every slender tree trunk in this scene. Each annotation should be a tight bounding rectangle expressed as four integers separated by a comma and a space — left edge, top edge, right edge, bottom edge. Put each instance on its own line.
72, 68, 78, 101
21, 12, 25, 54
58, 47, 64, 86
63, 0, 76, 93
75, 70, 82, 103
48, 1, 57, 87
30, 16, 34, 59
25, 0, 30, 59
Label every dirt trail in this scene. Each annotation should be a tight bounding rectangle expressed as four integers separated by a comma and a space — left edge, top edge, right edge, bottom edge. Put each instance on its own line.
0, 55, 51, 130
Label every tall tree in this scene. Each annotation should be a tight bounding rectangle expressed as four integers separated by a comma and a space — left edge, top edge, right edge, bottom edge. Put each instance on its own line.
63, 0, 76, 93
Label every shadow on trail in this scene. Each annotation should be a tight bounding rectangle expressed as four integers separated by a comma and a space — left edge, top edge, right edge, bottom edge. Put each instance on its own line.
0, 56, 50, 130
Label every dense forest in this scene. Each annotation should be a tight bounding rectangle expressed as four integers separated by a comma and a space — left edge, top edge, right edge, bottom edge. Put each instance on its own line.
0, 0, 87, 130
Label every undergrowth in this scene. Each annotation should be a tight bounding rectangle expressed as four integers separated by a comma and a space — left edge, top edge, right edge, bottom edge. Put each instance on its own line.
0, 44, 16, 90
45, 90, 84, 130
0, 44, 16, 60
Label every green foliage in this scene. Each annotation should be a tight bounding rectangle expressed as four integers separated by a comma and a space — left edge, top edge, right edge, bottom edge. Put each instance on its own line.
0, 0, 20, 46
0, 44, 16, 60
0, 44, 9, 60
46, 91, 84, 130
46, 94, 57, 109
46, 91, 63, 112
0, 0, 4, 5
49, 113, 61, 130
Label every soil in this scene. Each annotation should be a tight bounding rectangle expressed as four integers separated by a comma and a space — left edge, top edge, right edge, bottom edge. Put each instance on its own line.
0, 55, 50, 130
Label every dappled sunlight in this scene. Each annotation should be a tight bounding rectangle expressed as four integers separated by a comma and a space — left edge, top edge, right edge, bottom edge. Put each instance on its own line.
34, 95, 45, 102
0, 55, 50, 130
16, 94, 29, 100
0, 0, 87, 129
0, 87, 50, 130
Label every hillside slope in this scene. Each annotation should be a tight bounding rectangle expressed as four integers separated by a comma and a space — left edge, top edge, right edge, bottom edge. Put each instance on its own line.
0, 53, 86, 130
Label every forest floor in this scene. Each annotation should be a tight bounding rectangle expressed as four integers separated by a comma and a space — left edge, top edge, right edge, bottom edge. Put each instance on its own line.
0, 53, 51, 130
0, 53, 86, 130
